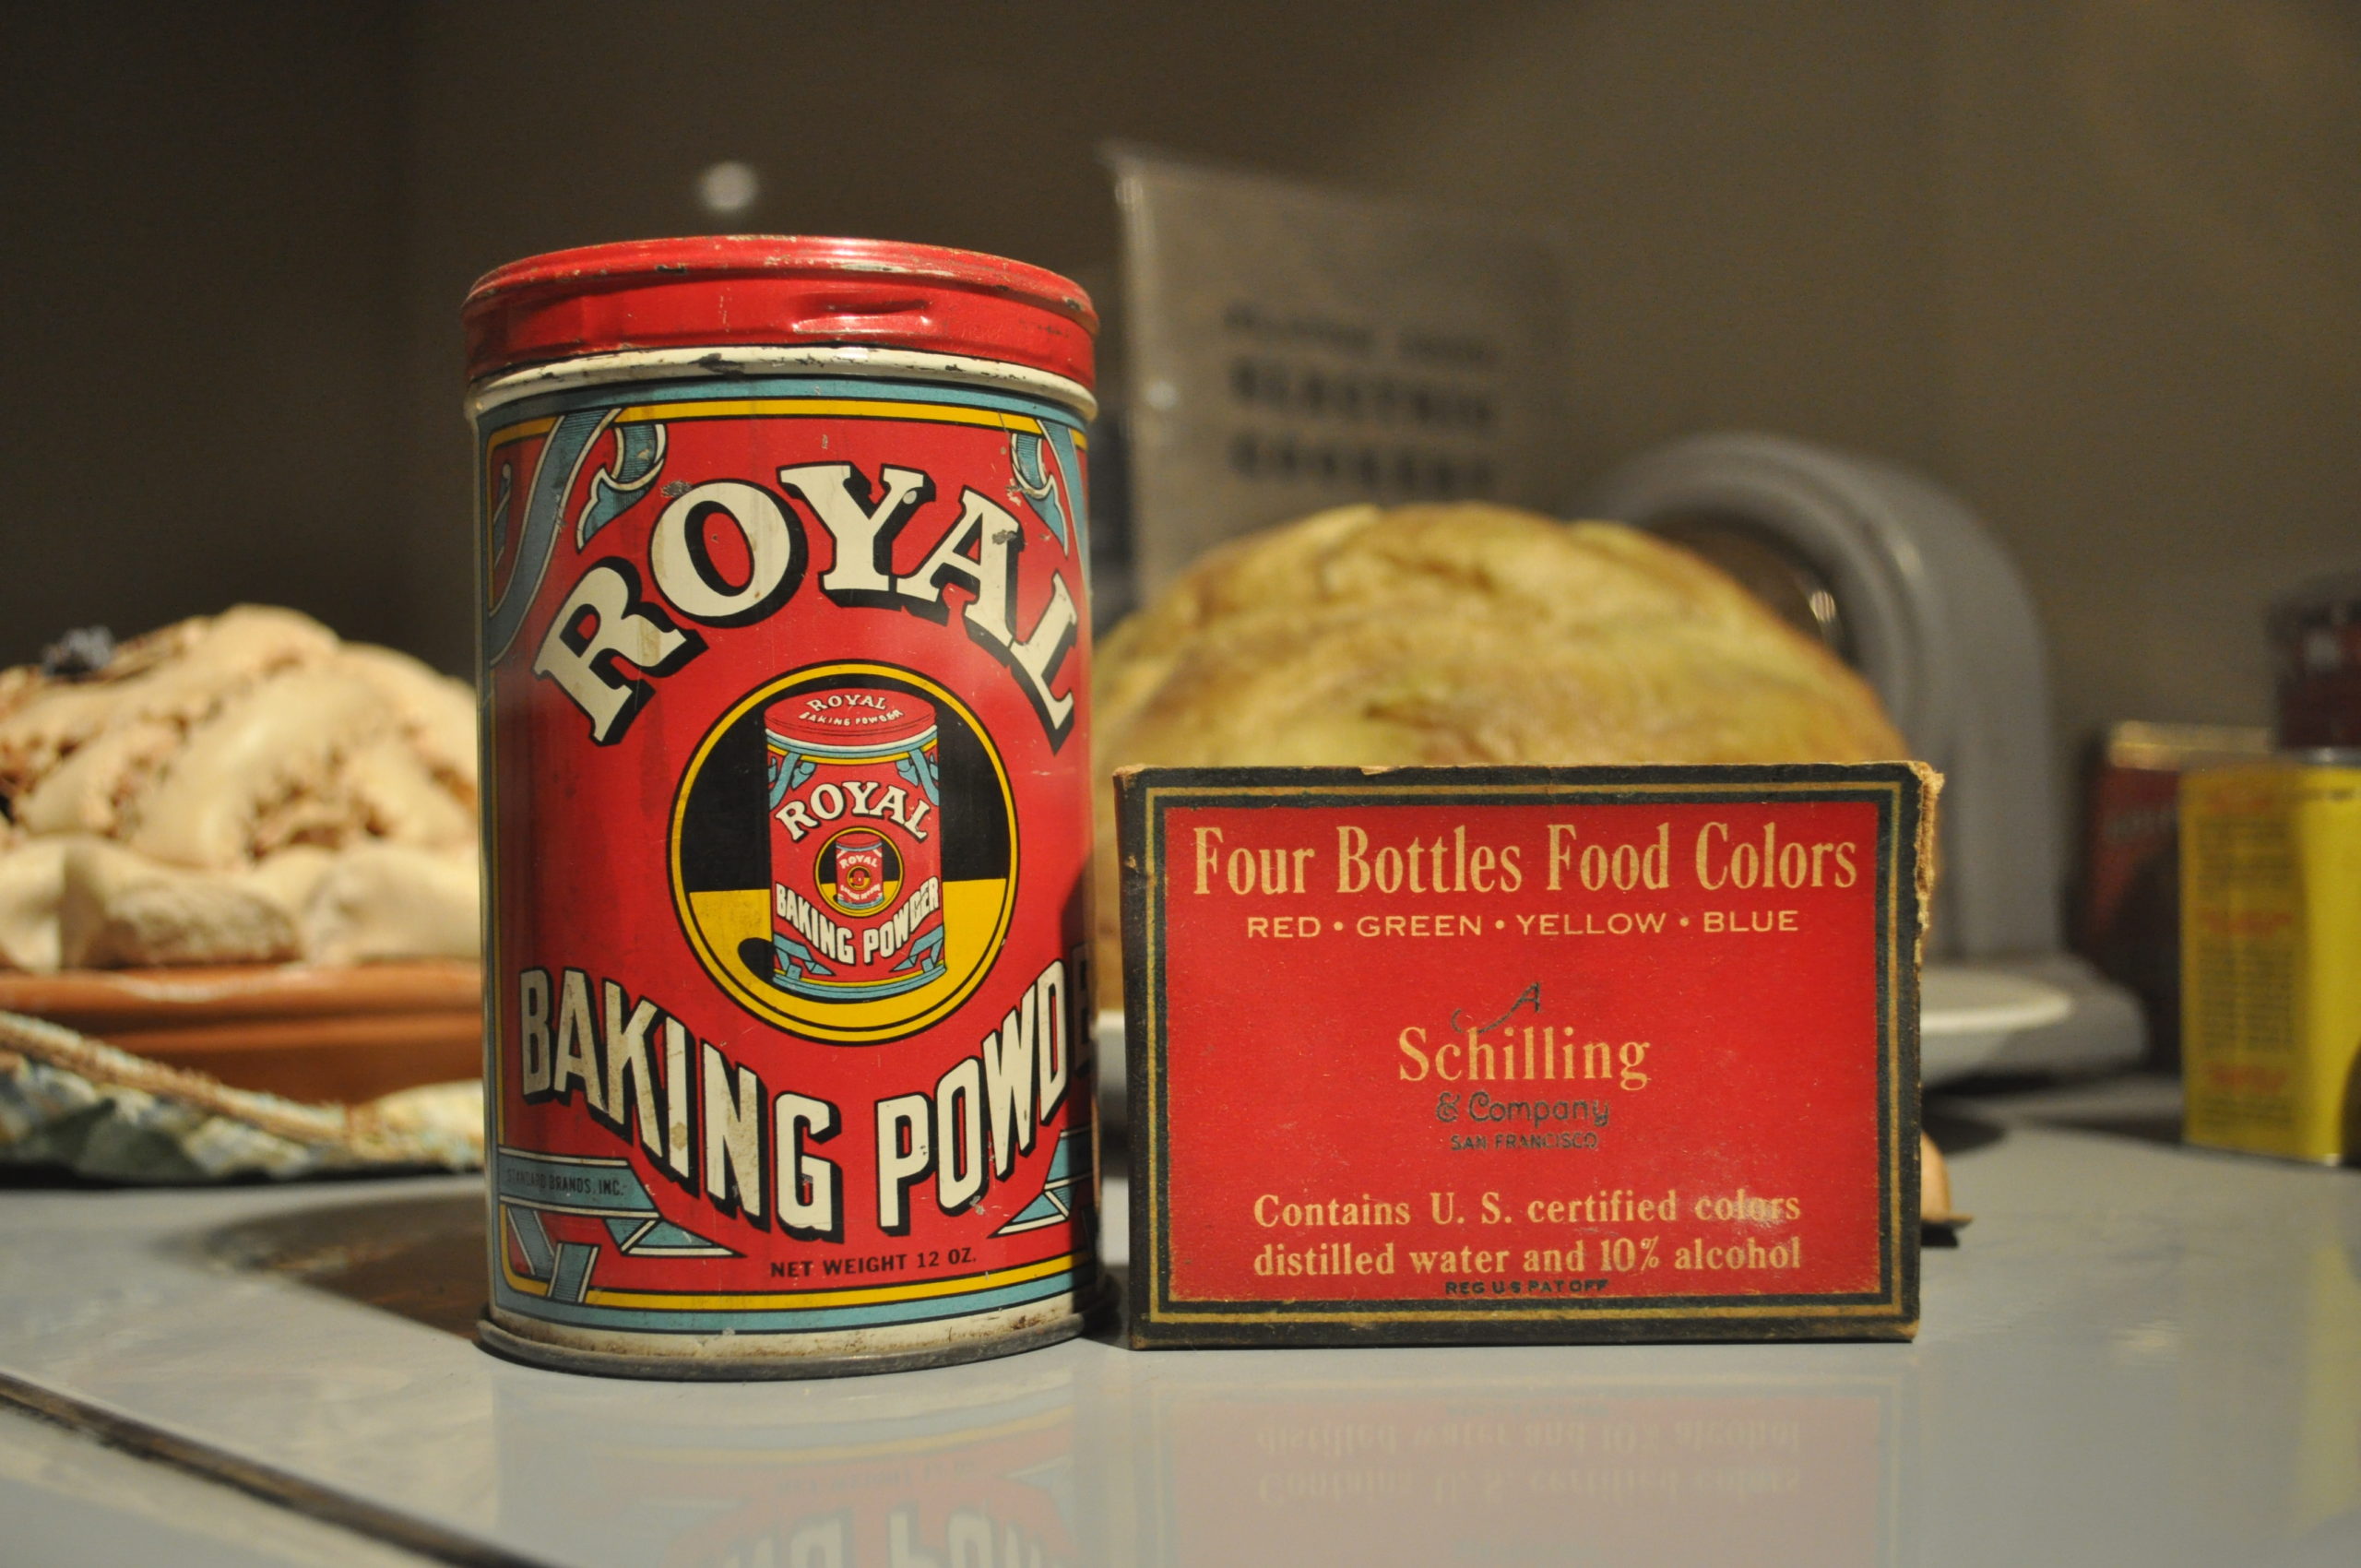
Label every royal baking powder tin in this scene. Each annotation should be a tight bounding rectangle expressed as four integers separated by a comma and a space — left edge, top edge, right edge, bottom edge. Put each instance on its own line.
464, 237, 1105, 1378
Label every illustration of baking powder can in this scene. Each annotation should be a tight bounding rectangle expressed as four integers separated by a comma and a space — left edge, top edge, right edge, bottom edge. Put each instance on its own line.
465, 237, 1104, 1378
764, 690, 947, 1001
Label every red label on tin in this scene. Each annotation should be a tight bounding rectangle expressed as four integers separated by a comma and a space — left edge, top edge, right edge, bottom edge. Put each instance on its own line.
479, 373, 1097, 1348
1121, 766, 1924, 1346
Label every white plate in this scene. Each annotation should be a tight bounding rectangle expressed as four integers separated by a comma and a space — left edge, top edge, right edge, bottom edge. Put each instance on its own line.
1918, 956, 2142, 1084
1921, 967, 2073, 1085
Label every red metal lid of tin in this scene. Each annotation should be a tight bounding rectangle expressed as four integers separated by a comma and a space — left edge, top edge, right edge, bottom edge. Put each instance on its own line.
765, 688, 938, 749
463, 236, 1096, 389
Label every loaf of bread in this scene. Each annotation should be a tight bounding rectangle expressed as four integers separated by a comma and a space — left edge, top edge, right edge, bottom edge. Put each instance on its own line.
0, 606, 478, 970
1091, 503, 1905, 1008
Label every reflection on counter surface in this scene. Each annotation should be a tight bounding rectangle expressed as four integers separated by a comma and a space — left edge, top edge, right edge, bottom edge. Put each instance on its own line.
0, 1079, 2355, 1566
497, 1367, 1089, 1568
2175, 1195, 2361, 1540
1130, 1366, 1903, 1566
483, 1348, 1904, 1568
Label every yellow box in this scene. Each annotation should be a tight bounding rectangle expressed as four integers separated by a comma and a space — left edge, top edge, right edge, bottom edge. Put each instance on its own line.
2180, 759, 2361, 1163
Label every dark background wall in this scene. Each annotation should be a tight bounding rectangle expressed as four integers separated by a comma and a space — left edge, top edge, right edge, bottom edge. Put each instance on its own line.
5, 0, 2355, 768
2, 5, 411, 653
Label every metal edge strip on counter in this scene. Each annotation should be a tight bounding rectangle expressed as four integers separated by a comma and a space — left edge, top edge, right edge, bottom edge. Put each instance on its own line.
0, 1370, 560, 1568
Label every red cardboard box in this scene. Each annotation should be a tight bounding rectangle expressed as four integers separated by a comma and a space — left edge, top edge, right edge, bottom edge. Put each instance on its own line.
1117, 763, 1936, 1348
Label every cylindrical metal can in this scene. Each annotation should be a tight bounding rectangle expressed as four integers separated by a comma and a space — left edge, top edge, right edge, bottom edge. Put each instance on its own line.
464, 236, 1103, 1377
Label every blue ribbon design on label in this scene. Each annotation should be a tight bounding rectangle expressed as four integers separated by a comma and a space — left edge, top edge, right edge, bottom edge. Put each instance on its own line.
483, 407, 613, 663
890, 925, 946, 976
484, 462, 514, 570
482, 412, 670, 662
995, 1125, 1091, 1236
574, 421, 668, 548
767, 749, 816, 809
495, 1147, 737, 1301
1010, 426, 1087, 556
772, 933, 836, 985
894, 746, 941, 805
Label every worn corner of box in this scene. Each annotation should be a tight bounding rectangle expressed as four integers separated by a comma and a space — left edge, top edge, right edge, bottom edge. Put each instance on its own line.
1903, 759, 1945, 829
1904, 760, 1944, 963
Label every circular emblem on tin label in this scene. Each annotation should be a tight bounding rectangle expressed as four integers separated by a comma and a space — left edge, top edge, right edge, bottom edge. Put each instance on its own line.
670, 663, 1017, 1044
818, 826, 898, 916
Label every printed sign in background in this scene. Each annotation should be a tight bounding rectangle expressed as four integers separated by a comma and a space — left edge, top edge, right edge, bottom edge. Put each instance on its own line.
1110, 148, 1572, 597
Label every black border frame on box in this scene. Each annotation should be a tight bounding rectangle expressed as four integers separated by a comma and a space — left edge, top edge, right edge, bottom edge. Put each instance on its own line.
1117, 763, 1928, 1349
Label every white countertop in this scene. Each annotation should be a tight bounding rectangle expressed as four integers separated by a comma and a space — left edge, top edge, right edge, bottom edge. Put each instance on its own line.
2, 1075, 2356, 1567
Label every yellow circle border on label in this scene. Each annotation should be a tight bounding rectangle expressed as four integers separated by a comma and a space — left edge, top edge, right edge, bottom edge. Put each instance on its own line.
667, 661, 1019, 1045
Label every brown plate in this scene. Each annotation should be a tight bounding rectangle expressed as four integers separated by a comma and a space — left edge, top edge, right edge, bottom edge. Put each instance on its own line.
0, 961, 481, 1105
